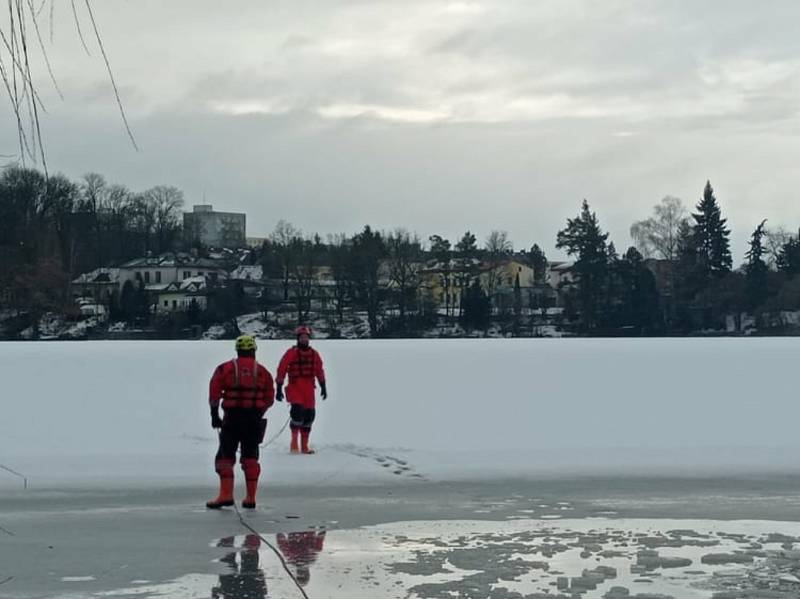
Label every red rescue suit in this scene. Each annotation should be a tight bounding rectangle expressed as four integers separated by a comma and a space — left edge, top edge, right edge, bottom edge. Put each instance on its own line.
276, 347, 325, 409
209, 357, 275, 493
210, 356, 275, 414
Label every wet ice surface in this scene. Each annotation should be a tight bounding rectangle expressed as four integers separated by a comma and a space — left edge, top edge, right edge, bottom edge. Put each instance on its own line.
5, 478, 800, 599
28, 518, 800, 599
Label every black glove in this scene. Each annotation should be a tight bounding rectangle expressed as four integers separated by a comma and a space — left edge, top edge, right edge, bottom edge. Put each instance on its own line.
276, 385, 284, 402
210, 407, 223, 429
320, 382, 328, 400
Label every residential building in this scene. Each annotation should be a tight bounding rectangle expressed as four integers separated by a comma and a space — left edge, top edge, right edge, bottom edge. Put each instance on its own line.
230, 264, 266, 298
71, 268, 120, 304
156, 277, 208, 313
183, 204, 246, 248
118, 253, 227, 292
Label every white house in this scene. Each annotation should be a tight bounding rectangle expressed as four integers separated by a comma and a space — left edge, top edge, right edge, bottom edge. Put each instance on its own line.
155, 277, 208, 313
71, 268, 120, 304
118, 253, 227, 291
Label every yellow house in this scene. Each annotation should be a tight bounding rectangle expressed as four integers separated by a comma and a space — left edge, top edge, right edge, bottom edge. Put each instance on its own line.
480, 259, 535, 293
422, 258, 538, 314
421, 259, 480, 315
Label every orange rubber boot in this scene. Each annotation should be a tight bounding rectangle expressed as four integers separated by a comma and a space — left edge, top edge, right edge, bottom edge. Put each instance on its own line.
301, 429, 315, 455
242, 459, 261, 509
206, 476, 234, 509
243, 478, 258, 509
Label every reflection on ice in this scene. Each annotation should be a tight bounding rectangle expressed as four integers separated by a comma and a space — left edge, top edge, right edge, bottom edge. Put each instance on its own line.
213, 535, 267, 599
276, 528, 326, 586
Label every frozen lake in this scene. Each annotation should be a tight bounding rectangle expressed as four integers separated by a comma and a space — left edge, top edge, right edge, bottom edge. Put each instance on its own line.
1, 338, 799, 598
1, 337, 799, 485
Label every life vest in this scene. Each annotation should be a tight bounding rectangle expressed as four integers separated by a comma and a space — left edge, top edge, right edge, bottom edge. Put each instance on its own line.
222, 358, 270, 410
286, 348, 319, 380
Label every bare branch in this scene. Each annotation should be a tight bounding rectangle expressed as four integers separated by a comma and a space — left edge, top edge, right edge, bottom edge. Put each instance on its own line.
26, 0, 64, 99
70, 0, 90, 55
83, 0, 139, 151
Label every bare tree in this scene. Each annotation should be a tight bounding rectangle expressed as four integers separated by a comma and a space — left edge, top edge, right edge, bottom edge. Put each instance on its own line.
328, 233, 351, 323
142, 185, 184, 253
630, 196, 688, 261
764, 226, 793, 268
484, 230, 513, 303
290, 237, 320, 324
270, 220, 302, 301
386, 229, 423, 322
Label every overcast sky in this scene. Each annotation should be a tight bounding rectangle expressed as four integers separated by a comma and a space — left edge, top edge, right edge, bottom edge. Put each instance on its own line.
4, 0, 800, 261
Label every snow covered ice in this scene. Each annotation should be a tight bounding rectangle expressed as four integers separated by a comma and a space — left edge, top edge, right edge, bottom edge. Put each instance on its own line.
2, 338, 800, 598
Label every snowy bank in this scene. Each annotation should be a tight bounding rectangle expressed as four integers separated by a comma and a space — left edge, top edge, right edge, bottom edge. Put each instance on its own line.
1, 338, 798, 488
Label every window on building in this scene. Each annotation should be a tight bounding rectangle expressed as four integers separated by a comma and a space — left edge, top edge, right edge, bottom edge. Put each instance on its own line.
135, 272, 142, 281
144, 271, 150, 284
184, 271, 191, 279
172, 300, 177, 309
163, 300, 168, 307
155, 272, 162, 283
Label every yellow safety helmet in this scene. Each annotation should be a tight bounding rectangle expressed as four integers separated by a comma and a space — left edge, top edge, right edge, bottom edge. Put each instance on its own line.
235, 335, 257, 352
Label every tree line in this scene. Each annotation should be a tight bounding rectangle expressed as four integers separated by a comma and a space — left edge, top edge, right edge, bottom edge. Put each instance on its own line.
3, 166, 800, 337
0, 167, 184, 321
558, 181, 800, 334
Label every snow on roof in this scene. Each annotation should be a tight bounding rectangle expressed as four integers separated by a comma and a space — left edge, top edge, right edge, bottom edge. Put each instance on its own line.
179, 276, 207, 291
549, 262, 574, 271
230, 265, 263, 281
71, 268, 120, 284
119, 253, 225, 270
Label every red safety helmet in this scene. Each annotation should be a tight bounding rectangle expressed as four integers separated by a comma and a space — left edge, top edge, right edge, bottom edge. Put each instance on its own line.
295, 325, 312, 337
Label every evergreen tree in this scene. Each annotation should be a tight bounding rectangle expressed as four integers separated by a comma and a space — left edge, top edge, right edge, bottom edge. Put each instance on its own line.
555, 199, 611, 331
528, 243, 548, 285
429, 234, 453, 316
461, 279, 491, 330
744, 220, 769, 311
454, 231, 479, 317
777, 230, 800, 275
348, 226, 386, 337
615, 247, 661, 333
692, 181, 732, 276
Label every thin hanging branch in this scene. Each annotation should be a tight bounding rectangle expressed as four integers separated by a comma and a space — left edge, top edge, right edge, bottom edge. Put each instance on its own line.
0, 25, 48, 112
1, 0, 137, 161
0, 53, 32, 160
5, 0, 25, 163
16, 0, 47, 172
83, 0, 139, 151
26, 0, 64, 99
70, 0, 90, 56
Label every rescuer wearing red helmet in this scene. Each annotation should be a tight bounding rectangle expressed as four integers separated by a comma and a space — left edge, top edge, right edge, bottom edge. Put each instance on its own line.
276, 326, 327, 454
207, 335, 275, 509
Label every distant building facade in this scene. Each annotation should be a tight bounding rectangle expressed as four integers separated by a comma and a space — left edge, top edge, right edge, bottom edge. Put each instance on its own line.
183, 205, 246, 248
118, 253, 227, 291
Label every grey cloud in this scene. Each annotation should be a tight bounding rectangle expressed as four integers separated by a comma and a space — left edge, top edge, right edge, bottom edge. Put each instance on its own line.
5, 0, 800, 264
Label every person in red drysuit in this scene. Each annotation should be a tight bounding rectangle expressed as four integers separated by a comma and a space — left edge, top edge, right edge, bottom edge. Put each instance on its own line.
207, 335, 275, 509
276, 326, 327, 455
276, 529, 327, 586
